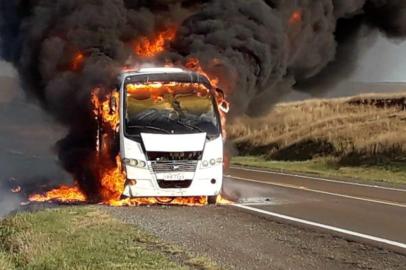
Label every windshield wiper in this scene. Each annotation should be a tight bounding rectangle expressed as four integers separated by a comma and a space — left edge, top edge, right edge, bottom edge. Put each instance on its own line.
127, 125, 171, 134
173, 120, 209, 139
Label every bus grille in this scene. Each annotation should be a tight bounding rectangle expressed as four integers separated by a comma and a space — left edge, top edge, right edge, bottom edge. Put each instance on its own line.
147, 151, 203, 161
151, 161, 198, 173
157, 180, 192, 189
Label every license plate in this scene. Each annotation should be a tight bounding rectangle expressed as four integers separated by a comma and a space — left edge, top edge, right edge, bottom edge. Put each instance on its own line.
162, 173, 186, 181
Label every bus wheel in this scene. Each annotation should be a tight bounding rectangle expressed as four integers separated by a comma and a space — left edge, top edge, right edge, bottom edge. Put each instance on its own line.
207, 196, 217, 205
120, 194, 129, 200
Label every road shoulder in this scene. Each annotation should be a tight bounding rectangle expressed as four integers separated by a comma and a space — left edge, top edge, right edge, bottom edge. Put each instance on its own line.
103, 205, 406, 270
0, 206, 219, 270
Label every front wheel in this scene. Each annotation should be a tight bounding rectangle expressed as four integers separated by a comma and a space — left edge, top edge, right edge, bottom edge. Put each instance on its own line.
207, 195, 218, 205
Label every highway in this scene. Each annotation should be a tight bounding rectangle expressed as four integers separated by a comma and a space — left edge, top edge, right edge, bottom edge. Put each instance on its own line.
107, 166, 406, 269
224, 166, 406, 253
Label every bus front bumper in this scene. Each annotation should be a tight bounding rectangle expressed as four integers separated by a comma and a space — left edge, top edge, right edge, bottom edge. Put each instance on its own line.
122, 167, 223, 198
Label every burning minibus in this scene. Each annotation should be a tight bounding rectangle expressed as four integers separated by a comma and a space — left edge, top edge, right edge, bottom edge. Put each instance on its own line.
117, 67, 227, 204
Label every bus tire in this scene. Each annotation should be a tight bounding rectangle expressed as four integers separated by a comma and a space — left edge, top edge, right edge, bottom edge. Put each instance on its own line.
207, 195, 217, 205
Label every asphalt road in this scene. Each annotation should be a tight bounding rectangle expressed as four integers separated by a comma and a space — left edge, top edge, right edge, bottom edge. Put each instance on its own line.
106, 166, 406, 270
224, 166, 406, 252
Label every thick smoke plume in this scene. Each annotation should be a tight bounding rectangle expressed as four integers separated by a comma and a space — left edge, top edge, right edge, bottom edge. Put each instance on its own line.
1, 0, 405, 201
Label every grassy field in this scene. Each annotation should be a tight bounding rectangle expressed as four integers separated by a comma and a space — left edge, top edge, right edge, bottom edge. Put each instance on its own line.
0, 207, 218, 270
232, 156, 406, 186
228, 93, 406, 186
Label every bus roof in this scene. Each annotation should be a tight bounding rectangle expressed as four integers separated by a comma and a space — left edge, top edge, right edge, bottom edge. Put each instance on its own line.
121, 67, 186, 76
120, 67, 212, 89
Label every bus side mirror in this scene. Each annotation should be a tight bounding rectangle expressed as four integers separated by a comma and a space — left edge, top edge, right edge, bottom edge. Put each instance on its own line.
110, 92, 118, 114
215, 88, 225, 99
109, 83, 121, 114
215, 88, 230, 113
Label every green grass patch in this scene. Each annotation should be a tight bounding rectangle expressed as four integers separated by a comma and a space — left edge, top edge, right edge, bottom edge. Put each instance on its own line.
0, 250, 14, 270
0, 207, 219, 270
232, 156, 406, 187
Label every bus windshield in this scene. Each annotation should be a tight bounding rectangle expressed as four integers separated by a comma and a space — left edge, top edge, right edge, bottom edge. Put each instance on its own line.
124, 82, 221, 139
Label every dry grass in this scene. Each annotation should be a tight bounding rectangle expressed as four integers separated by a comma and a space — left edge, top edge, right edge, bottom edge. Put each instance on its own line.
0, 251, 14, 270
228, 93, 406, 165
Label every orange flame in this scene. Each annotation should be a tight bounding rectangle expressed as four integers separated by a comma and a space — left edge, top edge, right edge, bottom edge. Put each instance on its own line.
125, 78, 229, 139
111, 195, 231, 206
92, 90, 120, 130
29, 91, 124, 205
184, 58, 229, 139
111, 196, 208, 207
91, 90, 126, 203
289, 10, 302, 25
216, 194, 232, 205
29, 62, 231, 206
185, 58, 219, 87
100, 156, 126, 203
29, 185, 86, 203
134, 27, 177, 58
71, 52, 85, 71
126, 81, 211, 98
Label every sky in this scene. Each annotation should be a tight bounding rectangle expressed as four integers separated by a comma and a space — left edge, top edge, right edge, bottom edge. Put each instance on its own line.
0, 60, 16, 77
349, 33, 406, 82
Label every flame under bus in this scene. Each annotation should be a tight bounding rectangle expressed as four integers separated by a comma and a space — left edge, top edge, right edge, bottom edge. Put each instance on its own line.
119, 68, 224, 203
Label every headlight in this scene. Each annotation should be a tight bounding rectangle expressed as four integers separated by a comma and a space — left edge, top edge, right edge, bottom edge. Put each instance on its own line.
124, 158, 147, 168
201, 158, 222, 169
139, 161, 147, 168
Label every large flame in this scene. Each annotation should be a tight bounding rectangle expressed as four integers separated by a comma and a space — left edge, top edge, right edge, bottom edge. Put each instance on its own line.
126, 81, 211, 98
112, 196, 208, 207
91, 90, 126, 204
29, 85, 229, 206
183, 58, 229, 139
29, 91, 124, 205
134, 27, 177, 58
28, 27, 231, 207
29, 185, 86, 203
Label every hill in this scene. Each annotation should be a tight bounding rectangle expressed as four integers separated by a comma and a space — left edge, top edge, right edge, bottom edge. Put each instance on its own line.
283, 82, 406, 102
228, 93, 406, 185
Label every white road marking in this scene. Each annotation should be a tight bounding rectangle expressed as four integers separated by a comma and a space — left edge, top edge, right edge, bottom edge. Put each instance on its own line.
226, 175, 406, 208
231, 166, 406, 192
233, 204, 406, 250
241, 202, 275, 206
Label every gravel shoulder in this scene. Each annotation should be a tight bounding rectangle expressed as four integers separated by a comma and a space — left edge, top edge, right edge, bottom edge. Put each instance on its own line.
103, 205, 406, 270
1, 206, 210, 270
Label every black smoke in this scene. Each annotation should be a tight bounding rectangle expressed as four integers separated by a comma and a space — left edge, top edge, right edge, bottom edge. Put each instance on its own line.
167, 0, 406, 115
1, 0, 405, 200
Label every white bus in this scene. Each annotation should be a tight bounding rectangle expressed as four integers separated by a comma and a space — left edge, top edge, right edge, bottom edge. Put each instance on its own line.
118, 67, 226, 204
